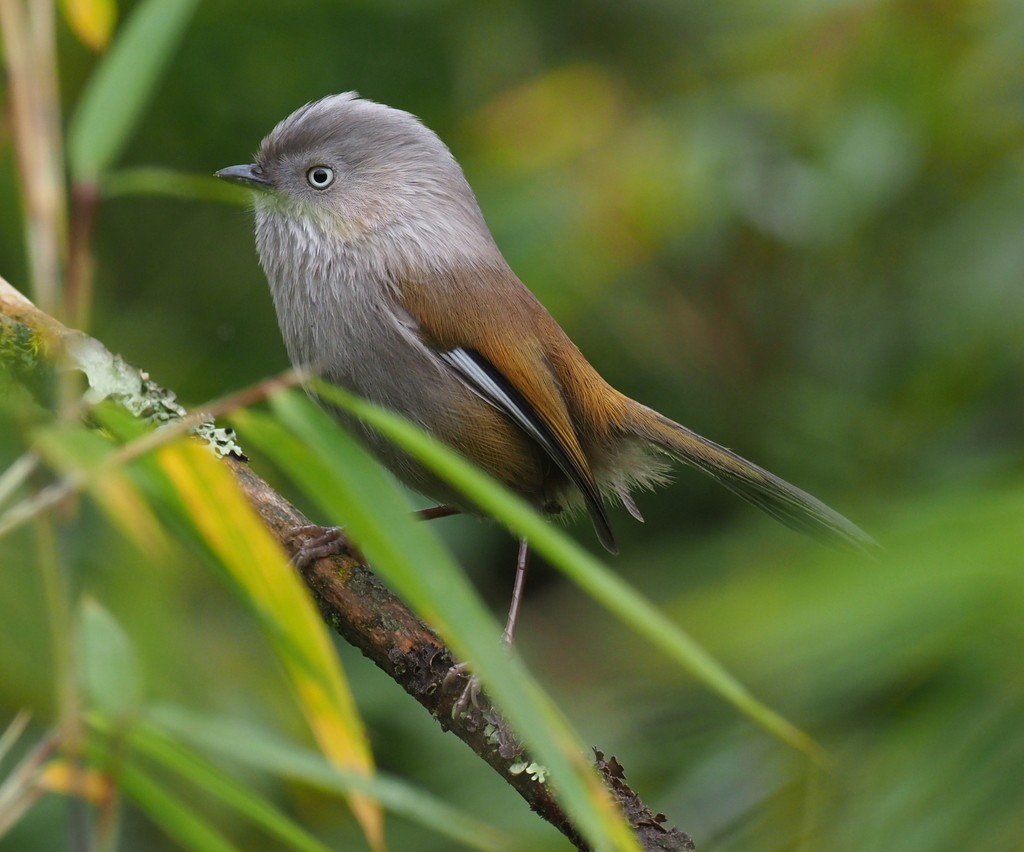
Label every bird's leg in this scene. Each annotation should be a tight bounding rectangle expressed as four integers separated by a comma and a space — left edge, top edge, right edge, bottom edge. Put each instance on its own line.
290, 505, 462, 570
502, 537, 530, 645
416, 504, 462, 522
447, 537, 530, 719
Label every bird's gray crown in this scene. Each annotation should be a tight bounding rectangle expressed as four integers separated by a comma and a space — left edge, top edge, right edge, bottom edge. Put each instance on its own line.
256, 92, 447, 175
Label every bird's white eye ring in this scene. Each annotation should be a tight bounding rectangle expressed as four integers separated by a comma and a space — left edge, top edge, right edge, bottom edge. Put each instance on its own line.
306, 165, 334, 189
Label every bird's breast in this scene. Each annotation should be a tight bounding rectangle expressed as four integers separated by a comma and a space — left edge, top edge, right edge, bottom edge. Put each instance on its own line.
254, 213, 554, 504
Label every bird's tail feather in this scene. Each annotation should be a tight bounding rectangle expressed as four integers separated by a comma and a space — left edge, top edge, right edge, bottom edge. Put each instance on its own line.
626, 404, 878, 554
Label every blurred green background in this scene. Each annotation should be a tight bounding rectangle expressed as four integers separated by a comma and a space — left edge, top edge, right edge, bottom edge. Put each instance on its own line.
2, 0, 1023, 849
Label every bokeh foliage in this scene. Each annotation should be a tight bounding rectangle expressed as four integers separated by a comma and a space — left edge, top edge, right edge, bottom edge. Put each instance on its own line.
2, 0, 1023, 849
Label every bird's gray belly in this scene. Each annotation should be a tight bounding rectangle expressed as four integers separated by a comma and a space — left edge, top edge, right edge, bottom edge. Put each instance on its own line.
279, 291, 483, 506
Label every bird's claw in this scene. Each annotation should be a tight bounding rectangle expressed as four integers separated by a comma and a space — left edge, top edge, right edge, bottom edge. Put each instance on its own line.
443, 661, 482, 719
290, 524, 357, 569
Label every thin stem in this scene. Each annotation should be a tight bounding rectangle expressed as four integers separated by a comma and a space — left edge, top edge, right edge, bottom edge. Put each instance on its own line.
33, 504, 80, 750
0, 452, 40, 511
67, 181, 100, 331
33, 483, 90, 851
0, 0, 68, 314
0, 732, 58, 835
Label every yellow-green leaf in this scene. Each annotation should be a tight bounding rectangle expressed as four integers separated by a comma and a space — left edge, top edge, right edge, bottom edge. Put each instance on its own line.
59, 0, 117, 52
38, 759, 111, 804
31, 423, 169, 558
155, 440, 383, 849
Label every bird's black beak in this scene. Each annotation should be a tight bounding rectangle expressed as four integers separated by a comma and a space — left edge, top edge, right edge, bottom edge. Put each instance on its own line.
215, 163, 271, 189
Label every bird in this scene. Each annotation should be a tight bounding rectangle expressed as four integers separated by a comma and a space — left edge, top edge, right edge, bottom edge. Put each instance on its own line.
216, 92, 875, 680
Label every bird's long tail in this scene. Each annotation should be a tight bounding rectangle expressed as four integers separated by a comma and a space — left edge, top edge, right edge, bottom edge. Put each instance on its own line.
625, 403, 878, 553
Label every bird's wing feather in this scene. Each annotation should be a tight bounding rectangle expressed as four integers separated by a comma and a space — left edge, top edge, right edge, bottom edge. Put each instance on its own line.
395, 264, 617, 552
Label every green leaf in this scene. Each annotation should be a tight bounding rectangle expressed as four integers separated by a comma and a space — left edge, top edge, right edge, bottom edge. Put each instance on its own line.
116, 759, 238, 852
101, 167, 253, 204
90, 714, 330, 852
308, 380, 826, 762
67, 0, 201, 181
78, 597, 142, 719
134, 708, 515, 852
234, 398, 640, 851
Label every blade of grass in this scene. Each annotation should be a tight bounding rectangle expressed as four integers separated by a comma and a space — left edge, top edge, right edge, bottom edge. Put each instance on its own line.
116, 760, 237, 852
101, 167, 252, 204
234, 400, 639, 851
120, 709, 514, 852
67, 0, 201, 181
34, 405, 383, 845
309, 380, 826, 763
88, 715, 330, 852
153, 439, 384, 848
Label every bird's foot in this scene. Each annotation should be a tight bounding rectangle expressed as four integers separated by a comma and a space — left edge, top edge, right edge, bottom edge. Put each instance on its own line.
443, 660, 483, 720
289, 524, 361, 570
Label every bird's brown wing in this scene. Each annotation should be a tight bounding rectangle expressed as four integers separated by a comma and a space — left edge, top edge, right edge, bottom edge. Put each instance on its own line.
395, 263, 617, 552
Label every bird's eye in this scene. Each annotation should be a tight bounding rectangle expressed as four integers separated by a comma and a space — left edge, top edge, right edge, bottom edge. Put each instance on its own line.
306, 165, 335, 190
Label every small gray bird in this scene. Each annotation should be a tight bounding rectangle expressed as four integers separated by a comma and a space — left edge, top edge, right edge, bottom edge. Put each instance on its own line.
217, 93, 874, 646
